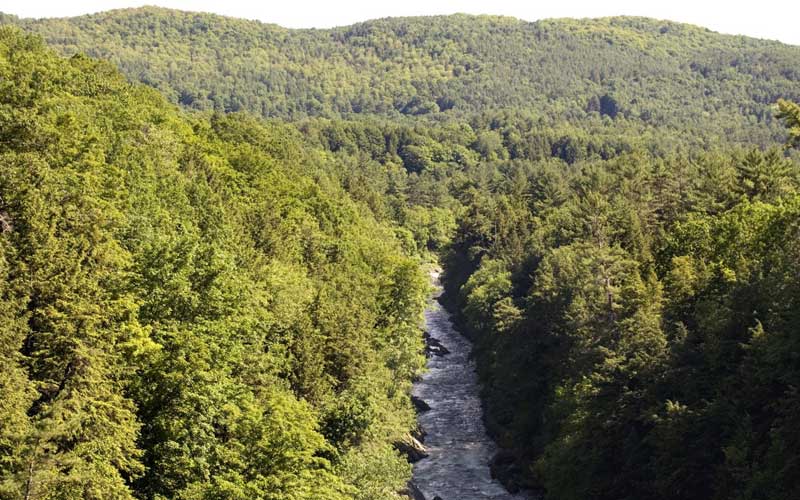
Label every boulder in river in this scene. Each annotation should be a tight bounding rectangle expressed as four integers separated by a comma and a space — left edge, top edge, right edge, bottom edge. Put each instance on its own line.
411, 422, 427, 443
399, 481, 426, 500
423, 331, 450, 357
394, 434, 429, 463
411, 395, 431, 413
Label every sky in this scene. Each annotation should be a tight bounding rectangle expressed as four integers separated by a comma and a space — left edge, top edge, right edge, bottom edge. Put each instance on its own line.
1, 0, 798, 46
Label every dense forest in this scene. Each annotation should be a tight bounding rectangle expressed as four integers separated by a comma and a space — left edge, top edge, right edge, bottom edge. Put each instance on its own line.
0, 27, 432, 500
2, 6, 800, 500
3, 7, 800, 145
442, 103, 800, 499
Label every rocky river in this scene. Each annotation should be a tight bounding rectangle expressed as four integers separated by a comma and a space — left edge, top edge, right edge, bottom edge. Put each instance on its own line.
410, 271, 530, 500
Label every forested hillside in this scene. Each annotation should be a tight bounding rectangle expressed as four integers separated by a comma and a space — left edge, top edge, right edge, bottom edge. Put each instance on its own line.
289, 97, 800, 500
2, 6, 800, 500
441, 103, 800, 499
0, 27, 431, 499
3, 7, 800, 145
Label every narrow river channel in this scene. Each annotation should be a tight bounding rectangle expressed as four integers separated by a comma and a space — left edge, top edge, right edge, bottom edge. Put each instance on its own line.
411, 271, 529, 500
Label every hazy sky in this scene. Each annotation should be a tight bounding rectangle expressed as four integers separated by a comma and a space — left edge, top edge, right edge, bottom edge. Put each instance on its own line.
2, 0, 798, 45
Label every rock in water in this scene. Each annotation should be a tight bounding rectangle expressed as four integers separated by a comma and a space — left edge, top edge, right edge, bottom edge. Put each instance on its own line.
411, 395, 431, 413
423, 331, 451, 357
400, 482, 427, 500
394, 435, 429, 462
411, 422, 427, 443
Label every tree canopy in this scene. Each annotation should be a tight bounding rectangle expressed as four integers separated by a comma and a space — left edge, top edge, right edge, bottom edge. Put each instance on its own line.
1, 7, 800, 500
0, 27, 429, 500
2, 7, 799, 146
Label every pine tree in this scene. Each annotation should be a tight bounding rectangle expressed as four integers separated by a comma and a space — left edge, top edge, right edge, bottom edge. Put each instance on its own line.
777, 99, 800, 149
0, 237, 36, 498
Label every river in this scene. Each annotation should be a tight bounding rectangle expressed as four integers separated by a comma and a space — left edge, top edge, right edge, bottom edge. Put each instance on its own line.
411, 270, 529, 500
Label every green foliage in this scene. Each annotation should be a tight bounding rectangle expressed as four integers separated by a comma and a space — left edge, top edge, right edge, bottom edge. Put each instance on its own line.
3, 8, 800, 146
0, 27, 428, 499
440, 105, 800, 499
777, 98, 800, 148
2, 8, 800, 499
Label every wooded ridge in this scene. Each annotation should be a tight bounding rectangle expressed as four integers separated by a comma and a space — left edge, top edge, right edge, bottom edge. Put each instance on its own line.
1, 8, 800, 500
